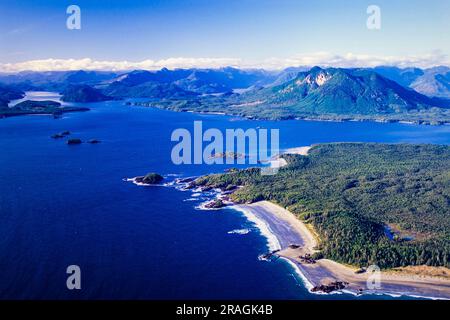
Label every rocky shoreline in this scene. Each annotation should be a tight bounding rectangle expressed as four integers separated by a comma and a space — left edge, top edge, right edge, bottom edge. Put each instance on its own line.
173, 177, 352, 294
127, 172, 450, 298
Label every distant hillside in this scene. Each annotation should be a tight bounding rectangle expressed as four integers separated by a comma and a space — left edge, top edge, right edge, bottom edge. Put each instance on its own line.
1, 67, 274, 100
105, 67, 274, 96
60, 84, 112, 103
103, 81, 199, 99
110, 68, 191, 87
143, 66, 450, 123
64, 70, 118, 85
242, 67, 448, 114
410, 67, 450, 99
0, 71, 118, 92
373, 66, 450, 99
173, 67, 275, 93
0, 83, 24, 108
267, 66, 311, 86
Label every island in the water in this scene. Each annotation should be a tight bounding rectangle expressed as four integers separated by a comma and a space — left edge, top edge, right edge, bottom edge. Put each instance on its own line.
188, 143, 450, 296
134, 172, 164, 185
0, 100, 89, 118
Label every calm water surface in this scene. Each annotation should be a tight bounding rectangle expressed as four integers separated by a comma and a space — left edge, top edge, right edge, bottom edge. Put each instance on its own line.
1, 92, 448, 299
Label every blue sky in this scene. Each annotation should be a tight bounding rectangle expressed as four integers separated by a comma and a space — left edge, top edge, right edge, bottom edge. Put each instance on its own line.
0, 0, 449, 71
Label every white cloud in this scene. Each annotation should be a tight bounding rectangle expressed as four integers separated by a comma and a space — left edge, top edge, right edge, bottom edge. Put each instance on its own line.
252, 52, 450, 70
0, 52, 448, 72
0, 57, 242, 73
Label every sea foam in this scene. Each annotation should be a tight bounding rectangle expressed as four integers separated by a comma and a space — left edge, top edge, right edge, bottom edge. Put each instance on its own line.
227, 228, 251, 235
230, 206, 281, 252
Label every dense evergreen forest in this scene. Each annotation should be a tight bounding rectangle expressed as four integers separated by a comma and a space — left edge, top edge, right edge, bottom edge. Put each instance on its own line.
194, 143, 450, 269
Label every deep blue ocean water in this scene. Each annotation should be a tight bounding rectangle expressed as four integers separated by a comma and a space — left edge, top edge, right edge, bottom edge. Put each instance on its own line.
1, 93, 449, 299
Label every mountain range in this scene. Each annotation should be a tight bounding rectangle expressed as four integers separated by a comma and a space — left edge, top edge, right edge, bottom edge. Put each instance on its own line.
237, 67, 448, 114
1, 65, 449, 99
1, 65, 449, 123
372, 66, 450, 99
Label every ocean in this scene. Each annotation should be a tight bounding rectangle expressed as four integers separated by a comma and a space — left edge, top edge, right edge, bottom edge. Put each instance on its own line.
1, 92, 449, 299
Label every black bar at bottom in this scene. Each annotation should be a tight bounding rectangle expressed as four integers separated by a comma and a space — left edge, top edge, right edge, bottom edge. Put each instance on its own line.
0, 300, 447, 318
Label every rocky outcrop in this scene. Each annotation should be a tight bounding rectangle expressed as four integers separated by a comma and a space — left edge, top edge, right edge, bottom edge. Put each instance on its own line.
51, 131, 71, 139
299, 253, 316, 264
311, 281, 348, 293
135, 173, 164, 185
67, 138, 82, 145
204, 199, 226, 209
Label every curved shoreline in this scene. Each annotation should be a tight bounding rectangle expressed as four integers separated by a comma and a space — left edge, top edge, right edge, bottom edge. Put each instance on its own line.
126, 149, 450, 299
235, 201, 450, 300
131, 103, 450, 126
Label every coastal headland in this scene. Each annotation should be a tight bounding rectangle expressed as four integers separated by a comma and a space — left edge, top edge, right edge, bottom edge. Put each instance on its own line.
190, 143, 450, 299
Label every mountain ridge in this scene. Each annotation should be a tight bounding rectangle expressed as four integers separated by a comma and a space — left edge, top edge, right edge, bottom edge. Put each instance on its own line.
235, 67, 449, 115
1, 66, 450, 123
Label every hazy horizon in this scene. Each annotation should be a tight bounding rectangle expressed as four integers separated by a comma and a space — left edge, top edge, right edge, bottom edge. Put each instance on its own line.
0, 0, 449, 72
1, 63, 450, 75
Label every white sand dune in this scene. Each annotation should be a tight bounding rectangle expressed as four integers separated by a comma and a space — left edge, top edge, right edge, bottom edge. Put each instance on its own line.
283, 146, 312, 156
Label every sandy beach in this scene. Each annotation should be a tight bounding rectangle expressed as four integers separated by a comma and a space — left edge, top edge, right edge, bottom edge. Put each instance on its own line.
268, 145, 313, 169
283, 146, 312, 156
236, 200, 450, 299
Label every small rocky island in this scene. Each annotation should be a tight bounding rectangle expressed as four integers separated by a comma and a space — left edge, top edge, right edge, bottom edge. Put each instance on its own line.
51, 131, 71, 139
51, 132, 101, 145
135, 173, 164, 185
311, 281, 348, 294
67, 138, 82, 145
204, 199, 226, 209
209, 152, 246, 160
